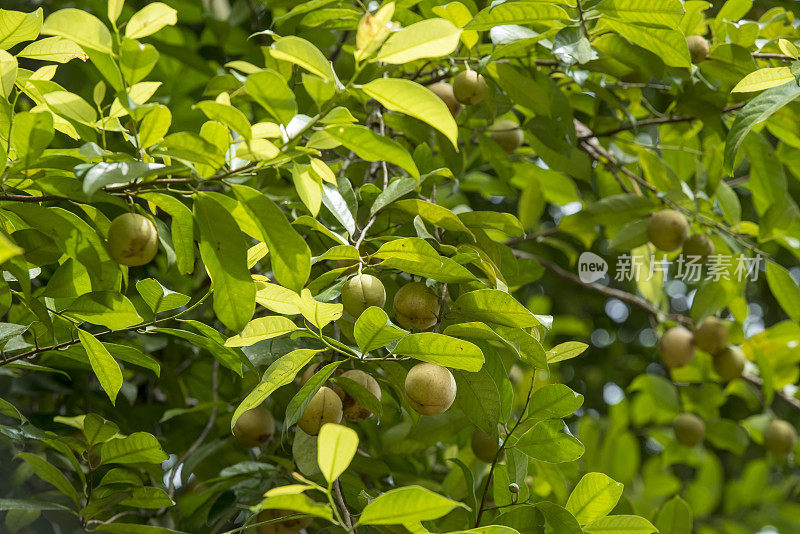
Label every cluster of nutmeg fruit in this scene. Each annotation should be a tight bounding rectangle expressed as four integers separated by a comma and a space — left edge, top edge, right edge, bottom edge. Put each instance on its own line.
646, 209, 715, 260
231, 274, 456, 439
427, 68, 524, 154
660, 315, 797, 456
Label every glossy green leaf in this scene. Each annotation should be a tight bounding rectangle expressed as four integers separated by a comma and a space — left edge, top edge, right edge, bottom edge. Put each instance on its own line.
125, 2, 177, 39
357, 485, 467, 525
100, 432, 168, 464
765, 262, 800, 322
78, 329, 123, 405
224, 316, 300, 347
246, 69, 297, 125
527, 384, 584, 423
67, 291, 143, 329
194, 101, 252, 141
41, 8, 113, 54
270, 35, 334, 80
362, 78, 458, 148
394, 332, 483, 371
655, 496, 692, 534
18, 36, 87, 63
452, 289, 548, 328
15, 453, 79, 505
566, 473, 624, 525
325, 124, 419, 178
231, 349, 319, 428
453, 369, 501, 434
232, 185, 312, 294
377, 18, 461, 64
0, 8, 43, 50
354, 306, 407, 352
583, 515, 658, 534
374, 237, 476, 283
135, 278, 191, 314
194, 194, 255, 332
466, 2, 569, 30
514, 420, 584, 463
732, 67, 794, 93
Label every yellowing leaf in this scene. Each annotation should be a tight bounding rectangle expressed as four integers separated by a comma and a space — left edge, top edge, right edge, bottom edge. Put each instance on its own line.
732, 67, 795, 93
224, 316, 300, 347
317, 424, 358, 484
125, 2, 177, 39
296, 288, 343, 329
376, 18, 461, 64
42, 8, 113, 54
362, 78, 458, 148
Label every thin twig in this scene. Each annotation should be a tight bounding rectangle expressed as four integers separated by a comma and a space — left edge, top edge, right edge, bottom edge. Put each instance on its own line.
333, 479, 354, 531
583, 104, 745, 140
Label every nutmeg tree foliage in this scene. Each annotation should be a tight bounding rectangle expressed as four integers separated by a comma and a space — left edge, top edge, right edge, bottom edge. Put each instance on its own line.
2, 1, 800, 533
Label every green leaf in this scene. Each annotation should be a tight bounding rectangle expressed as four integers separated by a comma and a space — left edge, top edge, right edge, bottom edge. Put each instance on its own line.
81, 413, 120, 446
362, 78, 458, 148
376, 18, 461, 64
135, 278, 190, 314
15, 453, 79, 505
394, 332, 483, 371
138, 192, 194, 274
255, 281, 302, 315
232, 185, 312, 294
370, 176, 419, 217
724, 81, 800, 172
0, 49, 17, 98
292, 163, 322, 216
77, 161, 167, 198
458, 211, 524, 238
124, 2, 177, 39
231, 349, 318, 429
224, 316, 300, 347
325, 124, 419, 179
535, 502, 582, 534
194, 194, 255, 332
655, 496, 692, 534
257, 494, 333, 520
391, 199, 473, 235
41, 8, 113, 54
138, 105, 171, 148
374, 237, 476, 283
67, 291, 143, 329
77, 329, 123, 405
11, 111, 54, 170
598, 0, 684, 27
452, 289, 548, 328
285, 361, 343, 428
18, 36, 87, 63
583, 515, 658, 534
547, 342, 588, 363
0, 234, 22, 264
493, 326, 547, 368
527, 384, 584, 423
603, 19, 690, 68
453, 369, 501, 434
357, 486, 467, 525
119, 38, 159, 83
566, 473, 624, 525
354, 306, 407, 352
270, 35, 334, 80
317, 423, 358, 484
118, 487, 174, 509
0, 8, 43, 50
194, 101, 252, 141
0, 499, 71, 512
514, 420, 584, 463
296, 288, 343, 329
732, 67, 794, 93
246, 69, 297, 125
765, 262, 800, 322
100, 432, 168, 465
466, 2, 569, 30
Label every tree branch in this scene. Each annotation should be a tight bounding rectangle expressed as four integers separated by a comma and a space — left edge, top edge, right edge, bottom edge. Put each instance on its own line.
582, 104, 745, 140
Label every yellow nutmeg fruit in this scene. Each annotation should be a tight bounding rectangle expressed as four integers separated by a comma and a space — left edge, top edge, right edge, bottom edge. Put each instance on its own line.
107, 213, 159, 266
694, 317, 728, 356
471, 427, 501, 463
405, 362, 456, 416
428, 81, 461, 118
332, 369, 382, 421
682, 234, 715, 264
673, 413, 705, 447
713, 346, 746, 381
489, 119, 524, 154
763, 419, 797, 456
341, 273, 386, 318
297, 386, 342, 436
647, 210, 689, 252
393, 282, 440, 330
658, 326, 695, 368
686, 35, 709, 64
233, 406, 275, 447
453, 70, 487, 105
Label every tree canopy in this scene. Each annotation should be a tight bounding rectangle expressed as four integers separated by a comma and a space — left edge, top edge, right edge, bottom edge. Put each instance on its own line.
1, 1, 800, 533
